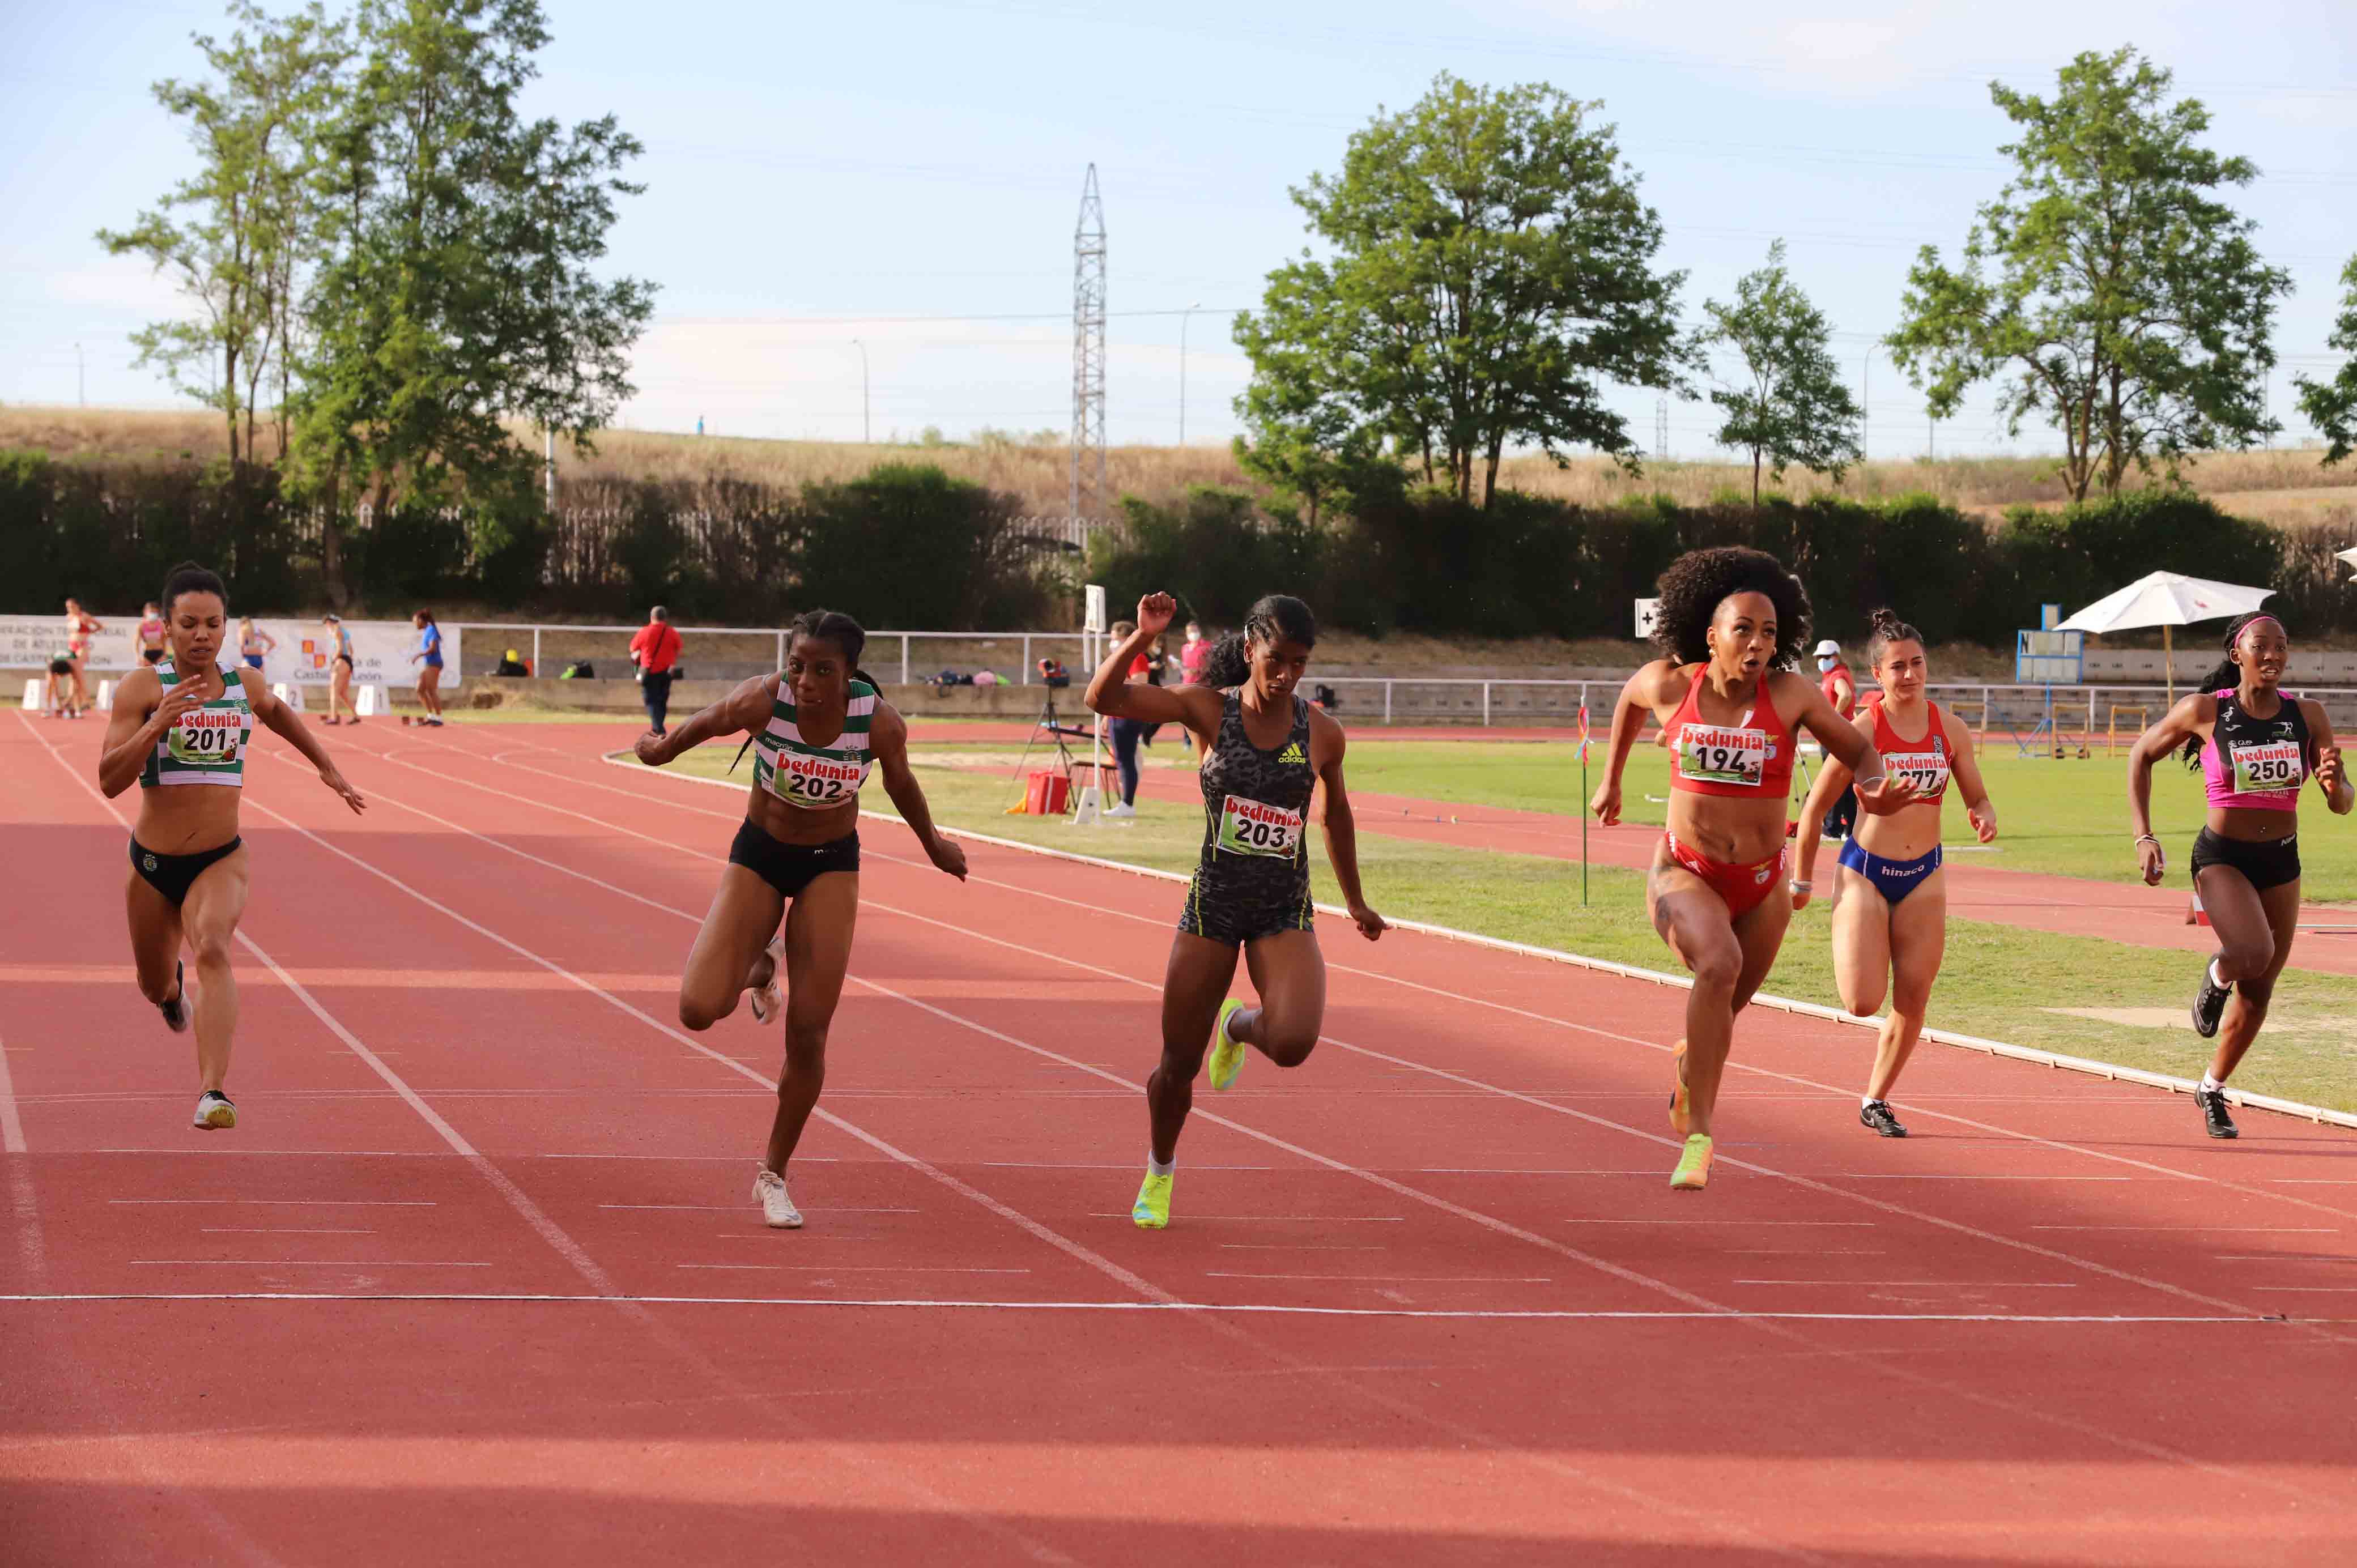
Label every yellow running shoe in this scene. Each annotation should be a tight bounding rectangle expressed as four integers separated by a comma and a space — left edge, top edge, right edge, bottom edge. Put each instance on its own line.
1205, 998, 1247, 1092
1132, 1171, 1173, 1229
1667, 1042, 1691, 1136
1670, 1133, 1713, 1190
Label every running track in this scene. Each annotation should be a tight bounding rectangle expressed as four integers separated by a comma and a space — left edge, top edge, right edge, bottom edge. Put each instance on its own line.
3, 715, 2355, 1564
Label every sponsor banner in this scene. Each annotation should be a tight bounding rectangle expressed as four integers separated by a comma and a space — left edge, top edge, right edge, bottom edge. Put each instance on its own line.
0, 613, 459, 690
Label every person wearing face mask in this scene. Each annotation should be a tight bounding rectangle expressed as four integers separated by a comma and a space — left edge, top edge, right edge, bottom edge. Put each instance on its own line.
1814, 638, 1860, 841
1178, 619, 1209, 686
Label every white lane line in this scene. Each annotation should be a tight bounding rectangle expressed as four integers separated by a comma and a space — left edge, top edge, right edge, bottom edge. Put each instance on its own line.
1087, 1213, 1405, 1222
676, 1264, 1032, 1275
96, 1147, 452, 1157
112, 1199, 439, 1207
1564, 1219, 1875, 1227
985, 1160, 1280, 1170
1735, 1280, 2080, 1289
388, 730, 2337, 1503
345, 740, 1850, 1557
1424, 1167, 1670, 1175
601, 1204, 919, 1213
1217, 1243, 1386, 1251
1207, 1272, 1550, 1283
0, 1016, 45, 1288
133, 1259, 491, 1267
2031, 1225, 2335, 1233
2213, 1254, 2355, 1263
0, 1290, 2287, 1324
2249, 1286, 2357, 1293
1724, 1250, 1887, 1256
198, 1228, 376, 1235
1833, 1175, 2135, 1182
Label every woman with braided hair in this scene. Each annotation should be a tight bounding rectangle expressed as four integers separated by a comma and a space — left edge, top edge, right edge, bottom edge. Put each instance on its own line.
1087, 591, 1385, 1230
2126, 612, 2350, 1139
634, 609, 969, 1227
1592, 548, 1920, 1188
1792, 608, 1998, 1137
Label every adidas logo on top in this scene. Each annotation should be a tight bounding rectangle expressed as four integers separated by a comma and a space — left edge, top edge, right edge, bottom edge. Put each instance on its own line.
1278, 742, 1307, 764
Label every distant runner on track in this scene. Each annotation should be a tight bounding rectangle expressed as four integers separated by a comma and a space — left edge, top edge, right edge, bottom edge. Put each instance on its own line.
2126, 612, 2350, 1139
1086, 591, 1386, 1230
97, 561, 367, 1130
633, 608, 968, 1229
1592, 548, 1916, 1189
1792, 609, 1997, 1137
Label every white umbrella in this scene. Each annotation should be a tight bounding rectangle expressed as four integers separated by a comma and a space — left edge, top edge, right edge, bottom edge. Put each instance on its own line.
2339, 544, 2356, 580
2054, 570, 2277, 705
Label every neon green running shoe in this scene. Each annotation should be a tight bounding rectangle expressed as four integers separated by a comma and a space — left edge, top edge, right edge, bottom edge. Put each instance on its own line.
1206, 998, 1247, 1092
1670, 1133, 1714, 1191
1132, 1171, 1173, 1229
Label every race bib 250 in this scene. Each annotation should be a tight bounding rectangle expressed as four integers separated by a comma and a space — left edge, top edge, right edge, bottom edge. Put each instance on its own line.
2230, 740, 2303, 795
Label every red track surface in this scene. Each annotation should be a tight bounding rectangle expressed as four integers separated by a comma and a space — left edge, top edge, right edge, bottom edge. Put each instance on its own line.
5, 715, 2356, 1563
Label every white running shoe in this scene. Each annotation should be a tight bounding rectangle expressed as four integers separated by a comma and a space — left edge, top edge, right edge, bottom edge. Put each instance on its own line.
747, 932, 786, 1024
159, 961, 192, 1034
1104, 802, 1137, 819
193, 1091, 236, 1130
753, 1168, 803, 1229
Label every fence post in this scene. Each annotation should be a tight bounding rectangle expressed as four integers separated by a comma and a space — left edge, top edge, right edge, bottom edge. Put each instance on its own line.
1482, 682, 1491, 726
1023, 634, 1032, 684
900, 634, 910, 686
531, 628, 541, 676
1383, 681, 1393, 725
1980, 685, 1990, 740
2087, 688, 2096, 743
775, 630, 785, 672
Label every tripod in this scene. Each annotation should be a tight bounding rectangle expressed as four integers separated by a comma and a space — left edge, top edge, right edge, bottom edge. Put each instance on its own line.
1005, 686, 1104, 812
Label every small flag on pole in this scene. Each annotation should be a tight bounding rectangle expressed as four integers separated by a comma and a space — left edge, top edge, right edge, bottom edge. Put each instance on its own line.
1577, 703, 1592, 764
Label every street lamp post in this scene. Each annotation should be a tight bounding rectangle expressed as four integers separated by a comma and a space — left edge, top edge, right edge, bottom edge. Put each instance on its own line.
1178, 300, 1201, 446
851, 338, 870, 445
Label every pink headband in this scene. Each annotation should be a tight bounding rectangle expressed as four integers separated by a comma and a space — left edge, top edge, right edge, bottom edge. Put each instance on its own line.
2237, 615, 2284, 641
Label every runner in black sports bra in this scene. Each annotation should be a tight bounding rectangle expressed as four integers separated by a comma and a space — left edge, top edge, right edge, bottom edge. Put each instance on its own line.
1086, 591, 1385, 1232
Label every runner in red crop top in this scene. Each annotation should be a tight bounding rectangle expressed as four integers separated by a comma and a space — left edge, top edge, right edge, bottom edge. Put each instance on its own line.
1792, 610, 1998, 1139
1593, 547, 1919, 1190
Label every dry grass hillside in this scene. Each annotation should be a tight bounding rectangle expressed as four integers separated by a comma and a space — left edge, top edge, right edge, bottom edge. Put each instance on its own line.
7, 404, 2355, 527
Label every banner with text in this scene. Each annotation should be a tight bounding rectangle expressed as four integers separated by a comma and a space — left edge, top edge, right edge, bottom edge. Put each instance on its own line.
0, 615, 459, 691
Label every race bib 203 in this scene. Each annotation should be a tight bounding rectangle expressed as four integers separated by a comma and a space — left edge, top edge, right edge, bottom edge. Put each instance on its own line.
1216, 794, 1304, 858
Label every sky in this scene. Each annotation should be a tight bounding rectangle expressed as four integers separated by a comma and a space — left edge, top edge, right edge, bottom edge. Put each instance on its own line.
3, 0, 2354, 461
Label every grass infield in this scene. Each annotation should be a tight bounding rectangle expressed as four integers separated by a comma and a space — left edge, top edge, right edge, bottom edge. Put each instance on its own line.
670, 743, 2357, 1114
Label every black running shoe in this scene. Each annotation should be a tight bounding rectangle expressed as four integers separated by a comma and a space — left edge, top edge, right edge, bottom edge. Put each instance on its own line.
2190, 956, 2232, 1039
2194, 1085, 2239, 1140
158, 960, 189, 1034
1860, 1100, 1909, 1138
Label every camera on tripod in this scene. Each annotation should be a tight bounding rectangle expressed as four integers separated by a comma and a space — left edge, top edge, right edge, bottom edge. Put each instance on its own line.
1037, 657, 1070, 689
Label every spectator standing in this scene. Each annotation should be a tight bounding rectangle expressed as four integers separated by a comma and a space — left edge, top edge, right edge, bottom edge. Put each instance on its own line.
629, 606, 684, 736
1816, 637, 1860, 842
1178, 620, 1209, 685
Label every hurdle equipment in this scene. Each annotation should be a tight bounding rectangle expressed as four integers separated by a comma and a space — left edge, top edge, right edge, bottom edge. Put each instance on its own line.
21, 678, 41, 710
2107, 705, 2149, 757
96, 679, 114, 711
357, 683, 384, 717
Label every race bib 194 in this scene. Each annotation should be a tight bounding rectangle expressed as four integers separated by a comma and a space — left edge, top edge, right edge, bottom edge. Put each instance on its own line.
1216, 794, 1304, 858
166, 711, 243, 765
771, 749, 864, 809
1882, 747, 1948, 797
2230, 740, 2303, 795
1677, 724, 1766, 788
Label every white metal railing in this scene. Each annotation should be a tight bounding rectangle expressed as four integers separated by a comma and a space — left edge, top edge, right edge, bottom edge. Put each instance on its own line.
455, 622, 1112, 687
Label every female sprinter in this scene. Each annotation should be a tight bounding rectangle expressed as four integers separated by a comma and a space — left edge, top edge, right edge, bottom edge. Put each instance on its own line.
634, 610, 968, 1228
236, 615, 277, 673
1792, 608, 1997, 1137
137, 602, 168, 667
62, 597, 101, 716
407, 609, 446, 725
1087, 591, 1385, 1230
2128, 612, 2350, 1138
322, 613, 359, 725
98, 563, 366, 1129
1591, 548, 1917, 1188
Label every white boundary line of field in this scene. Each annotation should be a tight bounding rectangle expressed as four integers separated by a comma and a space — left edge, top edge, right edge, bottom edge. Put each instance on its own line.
611, 758, 2357, 1136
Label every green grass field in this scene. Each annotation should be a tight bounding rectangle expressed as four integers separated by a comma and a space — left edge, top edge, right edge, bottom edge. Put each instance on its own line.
669, 747, 2357, 1113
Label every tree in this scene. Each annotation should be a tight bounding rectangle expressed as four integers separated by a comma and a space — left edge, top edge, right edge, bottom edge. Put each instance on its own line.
1699, 241, 1862, 505
98, 1, 345, 469
1233, 74, 1688, 510
1888, 48, 2290, 502
291, 0, 654, 595
2295, 256, 2357, 466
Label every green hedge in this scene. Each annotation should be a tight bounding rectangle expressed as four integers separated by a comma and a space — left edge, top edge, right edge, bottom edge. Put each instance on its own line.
1084, 485, 2339, 646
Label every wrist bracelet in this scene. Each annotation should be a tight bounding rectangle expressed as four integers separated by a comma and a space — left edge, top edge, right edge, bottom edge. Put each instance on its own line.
2134, 833, 2159, 846
1789, 879, 1813, 893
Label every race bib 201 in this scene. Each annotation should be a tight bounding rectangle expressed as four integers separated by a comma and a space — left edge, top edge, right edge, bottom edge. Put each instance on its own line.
167, 711, 244, 766
1216, 795, 1304, 858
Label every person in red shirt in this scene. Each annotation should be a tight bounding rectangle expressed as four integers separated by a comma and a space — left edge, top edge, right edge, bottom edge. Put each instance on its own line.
629, 606, 684, 735
1815, 637, 1860, 841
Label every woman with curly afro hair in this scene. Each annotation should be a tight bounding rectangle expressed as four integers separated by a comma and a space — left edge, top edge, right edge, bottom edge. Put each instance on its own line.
1592, 547, 1919, 1189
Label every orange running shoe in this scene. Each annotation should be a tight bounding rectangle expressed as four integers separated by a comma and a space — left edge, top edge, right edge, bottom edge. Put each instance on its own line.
1670, 1134, 1713, 1190
1668, 1042, 1691, 1136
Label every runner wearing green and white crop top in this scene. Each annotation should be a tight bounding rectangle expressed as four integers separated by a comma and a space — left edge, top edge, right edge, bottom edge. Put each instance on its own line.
99, 562, 366, 1132
633, 609, 968, 1230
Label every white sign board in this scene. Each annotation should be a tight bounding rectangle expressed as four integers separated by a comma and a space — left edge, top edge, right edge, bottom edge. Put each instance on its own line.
1083, 584, 1108, 635
1633, 598, 1660, 640
0, 612, 458, 691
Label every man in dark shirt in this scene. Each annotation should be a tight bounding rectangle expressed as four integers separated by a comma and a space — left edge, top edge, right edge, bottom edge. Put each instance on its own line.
628, 606, 683, 735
